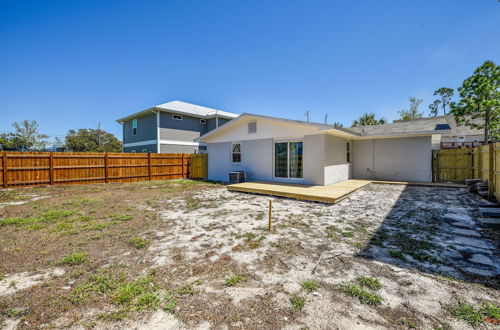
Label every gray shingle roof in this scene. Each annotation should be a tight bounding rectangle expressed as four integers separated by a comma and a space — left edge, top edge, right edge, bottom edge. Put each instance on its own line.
343, 116, 483, 137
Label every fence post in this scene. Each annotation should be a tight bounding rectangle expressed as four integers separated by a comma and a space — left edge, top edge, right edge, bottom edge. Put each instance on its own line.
488, 144, 494, 199
181, 154, 185, 178
148, 152, 152, 181
49, 152, 54, 185
2, 152, 7, 188
104, 152, 109, 183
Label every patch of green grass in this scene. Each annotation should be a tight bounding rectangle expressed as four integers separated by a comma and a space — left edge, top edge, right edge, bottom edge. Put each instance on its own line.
244, 232, 256, 242
40, 210, 76, 222
52, 222, 74, 233
290, 295, 306, 311
0, 210, 75, 227
433, 321, 452, 330
128, 237, 150, 249
59, 252, 88, 266
397, 318, 416, 328
447, 300, 483, 328
97, 309, 129, 321
109, 214, 134, 221
136, 291, 161, 311
388, 249, 407, 261
69, 273, 120, 303
326, 225, 341, 240
301, 281, 319, 293
163, 291, 178, 314
83, 220, 120, 231
184, 197, 202, 211
338, 284, 383, 305
341, 231, 354, 237
0, 217, 25, 226
407, 250, 437, 263
224, 274, 245, 287
479, 302, 500, 321
177, 284, 195, 295
113, 276, 158, 305
356, 276, 382, 291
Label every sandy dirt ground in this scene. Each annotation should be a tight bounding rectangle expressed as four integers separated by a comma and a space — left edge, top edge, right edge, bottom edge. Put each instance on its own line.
0, 180, 498, 329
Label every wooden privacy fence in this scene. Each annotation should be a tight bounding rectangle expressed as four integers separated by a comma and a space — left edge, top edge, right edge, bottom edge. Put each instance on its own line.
0, 152, 204, 188
433, 142, 500, 200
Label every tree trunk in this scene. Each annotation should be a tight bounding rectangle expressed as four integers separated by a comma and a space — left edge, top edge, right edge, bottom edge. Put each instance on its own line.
484, 110, 489, 143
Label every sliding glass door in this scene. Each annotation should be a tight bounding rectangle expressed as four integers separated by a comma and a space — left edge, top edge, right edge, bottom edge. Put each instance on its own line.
289, 142, 303, 178
274, 141, 303, 179
274, 142, 288, 178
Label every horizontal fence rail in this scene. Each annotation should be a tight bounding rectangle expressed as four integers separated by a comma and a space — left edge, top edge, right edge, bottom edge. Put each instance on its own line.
0, 151, 202, 188
433, 142, 499, 200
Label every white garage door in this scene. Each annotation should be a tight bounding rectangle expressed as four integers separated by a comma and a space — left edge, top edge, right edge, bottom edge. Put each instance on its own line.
352, 136, 432, 182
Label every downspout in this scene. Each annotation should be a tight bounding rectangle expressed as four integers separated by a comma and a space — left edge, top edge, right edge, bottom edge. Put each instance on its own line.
215, 110, 219, 128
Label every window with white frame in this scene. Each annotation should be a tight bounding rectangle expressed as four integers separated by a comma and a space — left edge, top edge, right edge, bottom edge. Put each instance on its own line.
132, 119, 137, 136
142, 149, 148, 153
172, 114, 182, 120
231, 143, 241, 163
200, 119, 207, 124
274, 141, 303, 178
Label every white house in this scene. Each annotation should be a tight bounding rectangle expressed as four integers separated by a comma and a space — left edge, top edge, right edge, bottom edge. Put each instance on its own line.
198, 113, 462, 185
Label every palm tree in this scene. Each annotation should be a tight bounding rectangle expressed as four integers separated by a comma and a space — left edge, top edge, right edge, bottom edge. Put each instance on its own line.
352, 113, 387, 127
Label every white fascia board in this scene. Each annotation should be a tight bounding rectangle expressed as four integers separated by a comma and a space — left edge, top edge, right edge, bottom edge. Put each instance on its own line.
124, 139, 200, 147
159, 140, 199, 146
351, 130, 452, 140
123, 140, 158, 147
155, 108, 237, 120
116, 108, 155, 123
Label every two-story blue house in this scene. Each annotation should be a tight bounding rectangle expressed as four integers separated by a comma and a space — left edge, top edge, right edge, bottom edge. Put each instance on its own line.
116, 100, 238, 153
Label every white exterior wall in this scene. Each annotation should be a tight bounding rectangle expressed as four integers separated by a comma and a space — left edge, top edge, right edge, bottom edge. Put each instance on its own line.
324, 135, 351, 185
207, 142, 231, 182
303, 134, 325, 185
208, 134, 349, 185
352, 136, 432, 182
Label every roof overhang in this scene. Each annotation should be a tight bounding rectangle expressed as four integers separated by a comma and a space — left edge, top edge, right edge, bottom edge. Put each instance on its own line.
116, 107, 237, 123
197, 113, 360, 142
346, 129, 452, 140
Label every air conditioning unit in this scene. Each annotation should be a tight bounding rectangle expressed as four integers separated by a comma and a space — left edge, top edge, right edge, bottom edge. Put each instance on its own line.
229, 171, 246, 184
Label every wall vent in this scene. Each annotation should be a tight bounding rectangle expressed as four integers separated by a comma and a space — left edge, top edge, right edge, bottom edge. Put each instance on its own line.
248, 122, 257, 133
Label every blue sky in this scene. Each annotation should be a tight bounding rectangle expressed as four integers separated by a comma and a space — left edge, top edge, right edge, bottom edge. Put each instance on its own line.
1, 0, 499, 141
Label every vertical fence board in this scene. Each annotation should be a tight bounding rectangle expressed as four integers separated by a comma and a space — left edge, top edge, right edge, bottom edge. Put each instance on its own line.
2, 152, 7, 188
